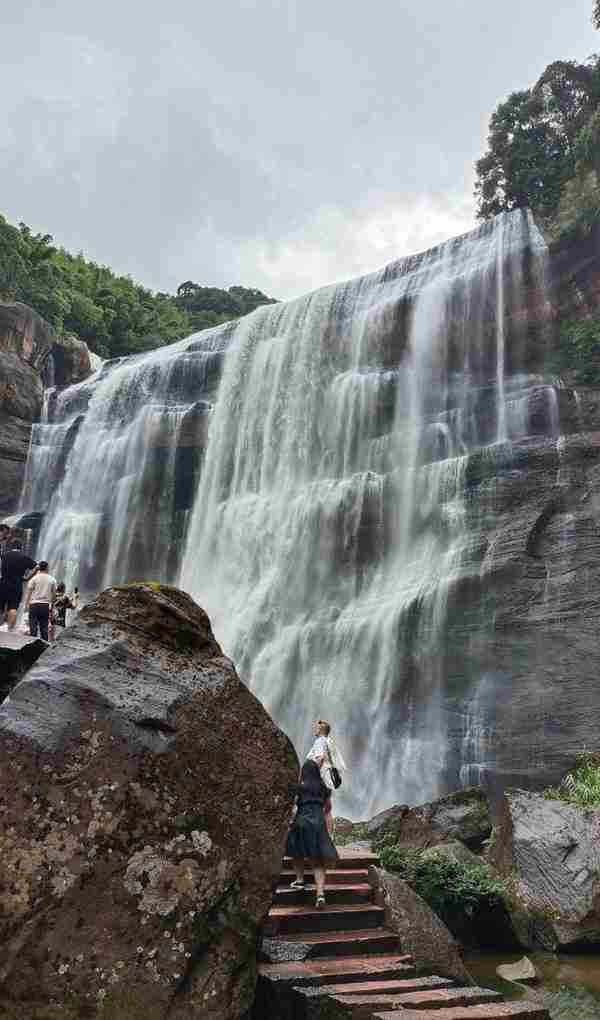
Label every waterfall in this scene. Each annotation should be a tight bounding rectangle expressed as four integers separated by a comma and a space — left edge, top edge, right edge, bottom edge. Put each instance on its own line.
23, 209, 550, 818
180, 209, 549, 817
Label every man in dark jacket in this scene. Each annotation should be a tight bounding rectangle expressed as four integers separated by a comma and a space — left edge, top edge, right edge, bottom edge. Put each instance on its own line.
0, 540, 37, 630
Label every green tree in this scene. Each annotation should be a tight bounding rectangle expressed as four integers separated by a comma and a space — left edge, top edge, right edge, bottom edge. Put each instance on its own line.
475, 58, 600, 221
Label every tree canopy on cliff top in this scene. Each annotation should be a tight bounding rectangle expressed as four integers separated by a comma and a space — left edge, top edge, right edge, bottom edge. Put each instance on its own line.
0, 213, 276, 359
475, 55, 600, 236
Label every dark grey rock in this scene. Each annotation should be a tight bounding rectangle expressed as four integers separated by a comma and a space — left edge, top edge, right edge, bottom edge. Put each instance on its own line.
372, 788, 492, 851
367, 804, 409, 837
492, 789, 600, 950
0, 632, 47, 700
369, 866, 472, 984
421, 840, 484, 868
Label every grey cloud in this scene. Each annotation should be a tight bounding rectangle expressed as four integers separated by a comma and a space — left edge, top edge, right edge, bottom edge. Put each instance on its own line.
1, 0, 597, 299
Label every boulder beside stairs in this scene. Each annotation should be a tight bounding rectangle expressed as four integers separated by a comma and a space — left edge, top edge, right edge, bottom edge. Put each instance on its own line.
491, 788, 600, 950
0, 583, 298, 1020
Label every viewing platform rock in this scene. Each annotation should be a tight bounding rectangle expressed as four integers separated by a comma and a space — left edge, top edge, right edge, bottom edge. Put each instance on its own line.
0, 630, 47, 698
254, 848, 550, 1020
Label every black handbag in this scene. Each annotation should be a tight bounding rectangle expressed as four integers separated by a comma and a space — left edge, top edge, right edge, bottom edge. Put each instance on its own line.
329, 766, 342, 789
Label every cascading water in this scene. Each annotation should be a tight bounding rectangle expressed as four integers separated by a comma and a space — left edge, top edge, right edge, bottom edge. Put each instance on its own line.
22, 209, 554, 818
180, 209, 550, 817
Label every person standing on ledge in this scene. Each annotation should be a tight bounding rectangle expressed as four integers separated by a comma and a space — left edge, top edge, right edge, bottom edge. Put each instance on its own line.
0, 539, 37, 630
307, 719, 347, 837
25, 560, 57, 642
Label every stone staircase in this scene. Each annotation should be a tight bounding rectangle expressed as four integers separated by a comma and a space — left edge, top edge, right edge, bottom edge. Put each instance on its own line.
254, 849, 550, 1020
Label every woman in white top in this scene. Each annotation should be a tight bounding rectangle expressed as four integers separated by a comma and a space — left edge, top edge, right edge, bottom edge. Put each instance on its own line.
307, 720, 347, 836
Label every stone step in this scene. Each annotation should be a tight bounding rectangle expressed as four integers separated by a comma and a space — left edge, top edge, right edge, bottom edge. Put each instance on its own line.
284, 850, 379, 870
265, 903, 385, 936
258, 954, 415, 988
274, 883, 373, 906
277, 927, 402, 958
330, 985, 501, 1017
317, 976, 454, 996
280, 868, 370, 886
373, 1002, 551, 1019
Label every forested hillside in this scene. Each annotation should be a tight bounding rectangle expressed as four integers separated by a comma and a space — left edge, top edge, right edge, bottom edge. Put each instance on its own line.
0, 214, 276, 359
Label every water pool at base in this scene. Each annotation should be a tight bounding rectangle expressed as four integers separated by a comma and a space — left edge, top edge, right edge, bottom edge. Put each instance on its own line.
465, 952, 600, 1019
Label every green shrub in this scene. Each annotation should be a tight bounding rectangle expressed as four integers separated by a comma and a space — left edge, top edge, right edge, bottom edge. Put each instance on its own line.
374, 834, 506, 923
334, 822, 369, 846
544, 752, 600, 808
549, 316, 600, 384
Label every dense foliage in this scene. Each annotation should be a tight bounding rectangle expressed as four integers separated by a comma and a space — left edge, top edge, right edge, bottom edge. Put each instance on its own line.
544, 752, 600, 807
374, 835, 505, 927
0, 214, 276, 358
475, 57, 600, 239
175, 281, 276, 333
595, 0, 600, 29
550, 317, 600, 384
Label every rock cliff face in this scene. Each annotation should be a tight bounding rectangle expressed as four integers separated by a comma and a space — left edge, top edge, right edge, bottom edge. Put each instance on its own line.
0, 301, 97, 516
0, 584, 298, 1019
0, 302, 52, 515
550, 224, 600, 322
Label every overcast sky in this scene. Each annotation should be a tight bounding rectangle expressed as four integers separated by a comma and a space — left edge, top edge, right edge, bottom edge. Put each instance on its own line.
1, 1, 597, 300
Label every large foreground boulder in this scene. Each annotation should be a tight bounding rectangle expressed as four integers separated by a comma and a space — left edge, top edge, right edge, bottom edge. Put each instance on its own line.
368, 788, 492, 851
0, 584, 298, 1019
492, 789, 600, 950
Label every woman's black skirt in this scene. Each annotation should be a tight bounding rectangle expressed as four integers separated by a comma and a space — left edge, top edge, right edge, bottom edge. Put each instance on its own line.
286, 802, 339, 864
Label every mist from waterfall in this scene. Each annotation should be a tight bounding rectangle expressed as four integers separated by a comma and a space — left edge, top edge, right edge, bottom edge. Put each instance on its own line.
22, 210, 552, 818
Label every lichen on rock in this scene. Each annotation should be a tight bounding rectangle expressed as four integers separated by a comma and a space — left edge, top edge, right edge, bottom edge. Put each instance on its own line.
0, 584, 298, 1019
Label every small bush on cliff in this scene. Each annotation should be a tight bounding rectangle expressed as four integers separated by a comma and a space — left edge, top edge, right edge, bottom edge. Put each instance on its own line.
544, 752, 600, 808
550, 317, 600, 384
375, 835, 505, 924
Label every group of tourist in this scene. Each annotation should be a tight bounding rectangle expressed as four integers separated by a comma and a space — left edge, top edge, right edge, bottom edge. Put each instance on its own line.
286, 719, 347, 907
0, 523, 78, 642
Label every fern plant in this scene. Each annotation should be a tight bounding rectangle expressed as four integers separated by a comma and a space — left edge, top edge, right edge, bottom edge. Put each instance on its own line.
544, 752, 600, 808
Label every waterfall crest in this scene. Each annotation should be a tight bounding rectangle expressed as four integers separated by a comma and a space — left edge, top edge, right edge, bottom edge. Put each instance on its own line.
23, 210, 552, 817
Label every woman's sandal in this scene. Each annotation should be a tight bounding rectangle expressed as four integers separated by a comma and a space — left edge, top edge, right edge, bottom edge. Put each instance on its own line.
290, 879, 305, 889
316, 895, 326, 909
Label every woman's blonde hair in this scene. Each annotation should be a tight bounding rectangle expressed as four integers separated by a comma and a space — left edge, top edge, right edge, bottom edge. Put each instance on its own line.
318, 719, 331, 736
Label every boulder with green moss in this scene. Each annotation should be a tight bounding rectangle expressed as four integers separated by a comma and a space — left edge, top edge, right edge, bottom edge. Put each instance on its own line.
0, 583, 298, 1019
368, 788, 492, 851
492, 788, 600, 950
